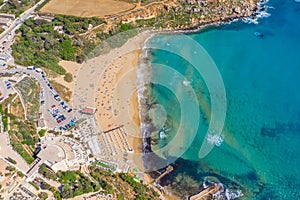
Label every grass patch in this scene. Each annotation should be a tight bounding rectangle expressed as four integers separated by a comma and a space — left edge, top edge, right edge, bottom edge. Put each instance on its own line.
15, 77, 40, 120
1, 90, 38, 164
63, 72, 73, 82
0, 104, 8, 131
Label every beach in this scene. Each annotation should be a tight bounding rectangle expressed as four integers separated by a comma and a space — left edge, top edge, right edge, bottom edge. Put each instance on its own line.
91, 32, 154, 173
94, 49, 143, 153
57, 60, 81, 91
64, 31, 151, 173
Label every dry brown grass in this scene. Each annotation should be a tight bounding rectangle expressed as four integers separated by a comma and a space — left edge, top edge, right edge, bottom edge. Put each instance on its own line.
49, 80, 72, 102
10, 96, 25, 119
40, 0, 136, 17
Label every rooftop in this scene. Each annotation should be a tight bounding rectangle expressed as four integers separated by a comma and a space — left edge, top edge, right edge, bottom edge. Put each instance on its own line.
81, 107, 96, 115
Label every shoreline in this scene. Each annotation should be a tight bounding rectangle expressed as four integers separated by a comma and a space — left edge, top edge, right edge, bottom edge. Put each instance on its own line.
139, 0, 270, 158
136, 0, 270, 199
86, 31, 151, 172
66, 0, 270, 198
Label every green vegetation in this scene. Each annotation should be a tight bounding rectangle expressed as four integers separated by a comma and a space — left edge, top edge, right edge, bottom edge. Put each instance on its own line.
38, 129, 46, 137
9, 128, 36, 164
117, 194, 124, 200
119, 173, 152, 198
0, 27, 5, 34
93, 160, 116, 171
38, 164, 160, 199
5, 173, 11, 177
0, 91, 37, 164
2, 77, 41, 164
0, 0, 39, 17
39, 164, 100, 198
12, 15, 105, 75
6, 157, 17, 164
0, 104, 8, 131
90, 166, 160, 199
15, 77, 40, 120
17, 171, 25, 177
29, 181, 40, 190
35, 0, 50, 11
59, 171, 99, 198
50, 187, 61, 200
38, 192, 48, 200
8, 119, 38, 164
5, 166, 15, 172
63, 72, 73, 82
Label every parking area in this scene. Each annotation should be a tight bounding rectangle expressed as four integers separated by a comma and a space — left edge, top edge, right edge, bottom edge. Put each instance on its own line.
47, 103, 76, 131
8, 184, 36, 200
25, 66, 76, 129
0, 77, 14, 102
0, 66, 77, 129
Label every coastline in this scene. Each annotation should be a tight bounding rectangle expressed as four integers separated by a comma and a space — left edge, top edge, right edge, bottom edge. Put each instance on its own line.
65, 0, 269, 198
89, 31, 151, 171
135, 1, 270, 199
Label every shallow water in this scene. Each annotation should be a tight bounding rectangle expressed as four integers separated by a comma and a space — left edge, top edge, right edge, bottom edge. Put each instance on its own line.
143, 0, 300, 199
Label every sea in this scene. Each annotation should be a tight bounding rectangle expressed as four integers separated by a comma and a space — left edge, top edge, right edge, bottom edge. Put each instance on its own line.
139, 0, 300, 199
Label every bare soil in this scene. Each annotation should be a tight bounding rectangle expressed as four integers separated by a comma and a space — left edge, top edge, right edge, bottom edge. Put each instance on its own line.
40, 0, 136, 17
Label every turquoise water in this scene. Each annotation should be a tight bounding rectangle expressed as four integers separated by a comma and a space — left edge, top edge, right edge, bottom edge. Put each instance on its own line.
145, 0, 300, 199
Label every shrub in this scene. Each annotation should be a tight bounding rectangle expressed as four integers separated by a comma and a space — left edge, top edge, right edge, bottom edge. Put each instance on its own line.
63, 72, 73, 82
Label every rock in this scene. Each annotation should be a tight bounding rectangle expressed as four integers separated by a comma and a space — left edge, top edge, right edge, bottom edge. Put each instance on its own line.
233, 6, 241, 14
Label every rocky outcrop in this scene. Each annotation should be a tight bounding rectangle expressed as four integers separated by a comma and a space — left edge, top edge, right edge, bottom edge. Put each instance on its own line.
106, 0, 263, 32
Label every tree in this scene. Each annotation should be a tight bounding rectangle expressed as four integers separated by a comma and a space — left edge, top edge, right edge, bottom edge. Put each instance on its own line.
117, 194, 124, 200
6, 157, 17, 164
40, 181, 51, 190
38, 129, 46, 137
38, 192, 48, 200
5, 166, 15, 172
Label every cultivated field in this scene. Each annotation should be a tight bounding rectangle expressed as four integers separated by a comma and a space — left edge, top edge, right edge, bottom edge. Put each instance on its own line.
40, 0, 136, 17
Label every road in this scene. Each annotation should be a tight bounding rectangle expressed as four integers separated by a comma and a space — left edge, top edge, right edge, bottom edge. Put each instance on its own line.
0, 132, 30, 174
0, 0, 48, 43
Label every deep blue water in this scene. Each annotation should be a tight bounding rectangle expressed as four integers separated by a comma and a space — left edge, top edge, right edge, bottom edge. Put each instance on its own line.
145, 0, 300, 199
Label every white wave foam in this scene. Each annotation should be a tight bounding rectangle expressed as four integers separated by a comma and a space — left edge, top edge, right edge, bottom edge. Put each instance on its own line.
183, 80, 191, 87
159, 129, 167, 139
136, 34, 157, 153
225, 188, 244, 200
243, 1, 271, 24
242, 17, 259, 24
206, 132, 223, 146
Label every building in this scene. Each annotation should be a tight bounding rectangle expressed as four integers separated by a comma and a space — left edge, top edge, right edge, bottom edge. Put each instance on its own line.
81, 107, 97, 115
0, 13, 15, 19
0, 18, 11, 26
34, 14, 54, 22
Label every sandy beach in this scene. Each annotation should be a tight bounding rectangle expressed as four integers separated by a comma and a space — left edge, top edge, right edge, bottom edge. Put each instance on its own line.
69, 31, 151, 172
95, 49, 143, 153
